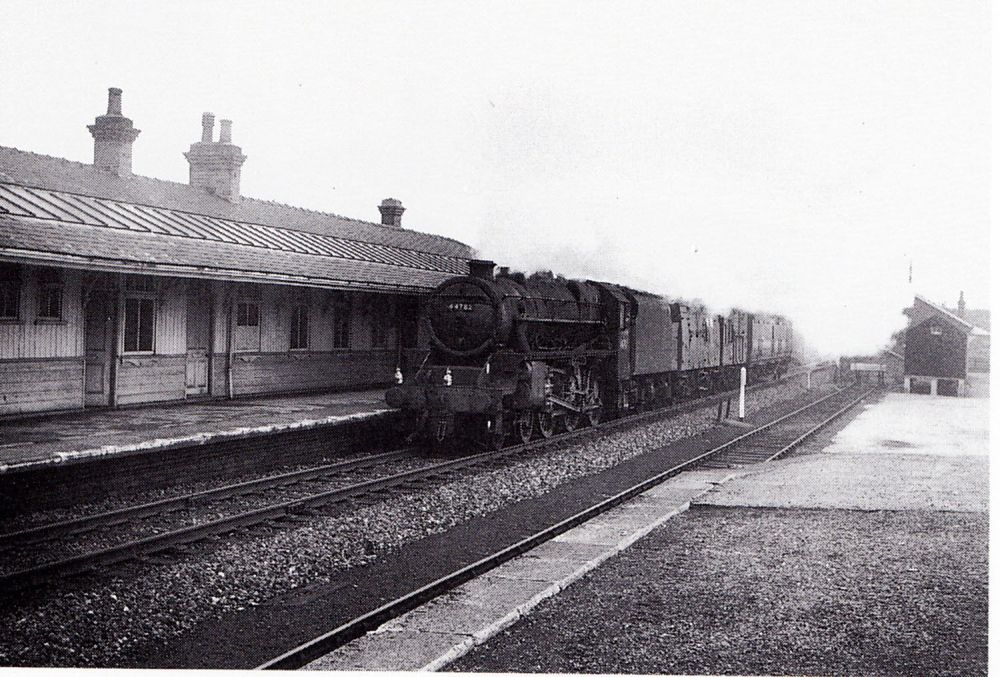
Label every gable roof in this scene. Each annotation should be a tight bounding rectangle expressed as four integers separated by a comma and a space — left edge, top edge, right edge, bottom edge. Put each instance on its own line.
912, 295, 989, 336
0, 146, 474, 292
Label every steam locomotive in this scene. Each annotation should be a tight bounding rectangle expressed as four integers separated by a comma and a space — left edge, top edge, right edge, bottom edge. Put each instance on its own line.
386, 259, 793, 448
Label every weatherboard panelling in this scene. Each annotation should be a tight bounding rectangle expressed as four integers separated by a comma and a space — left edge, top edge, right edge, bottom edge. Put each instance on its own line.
115, 355, 186, 406
231, 350, 396, 396
0, 358, 84, 415
0, 267, 82, 360
0, 267, 410, 413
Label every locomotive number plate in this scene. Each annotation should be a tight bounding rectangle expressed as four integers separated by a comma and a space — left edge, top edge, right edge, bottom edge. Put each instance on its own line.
448, 302, 475, 312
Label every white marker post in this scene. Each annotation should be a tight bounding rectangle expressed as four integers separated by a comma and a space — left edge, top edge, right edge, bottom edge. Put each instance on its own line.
806, 369, 811, 390
738, 366, 747, 421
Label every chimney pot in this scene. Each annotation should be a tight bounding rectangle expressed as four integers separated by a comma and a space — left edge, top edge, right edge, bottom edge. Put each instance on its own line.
185, 112, 246, 203
201, 113, 215, 143
107, 87, 123, 115
378, 197, 405, 227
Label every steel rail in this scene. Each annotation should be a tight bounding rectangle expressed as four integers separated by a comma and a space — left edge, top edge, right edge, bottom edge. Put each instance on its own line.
763, 387, 874, 463
0, 362, 833, 595
257, 380, 873, 670
683, 382, 866, 466
1, 429, 610, 592
0, 449, 415, 548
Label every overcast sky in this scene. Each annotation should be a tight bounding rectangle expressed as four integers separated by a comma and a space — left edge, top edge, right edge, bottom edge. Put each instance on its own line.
0, 0, 989, 355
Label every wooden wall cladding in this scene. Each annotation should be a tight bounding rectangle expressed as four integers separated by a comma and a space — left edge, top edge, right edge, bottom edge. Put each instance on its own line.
0, 357, 84, 415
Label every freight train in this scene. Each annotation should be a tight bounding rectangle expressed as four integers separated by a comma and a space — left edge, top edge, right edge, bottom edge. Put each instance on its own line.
386, 259, 793, 448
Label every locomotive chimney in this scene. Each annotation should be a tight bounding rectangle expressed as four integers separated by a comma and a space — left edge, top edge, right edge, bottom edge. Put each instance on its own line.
468, 259, 496, 280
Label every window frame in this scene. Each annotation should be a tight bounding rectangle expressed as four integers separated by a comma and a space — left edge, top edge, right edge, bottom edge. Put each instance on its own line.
36, 268, 64, 322
233, 300, 262, 353
0, 263, 22, 321
236, 301, 260, 328
123, 296, 157, 354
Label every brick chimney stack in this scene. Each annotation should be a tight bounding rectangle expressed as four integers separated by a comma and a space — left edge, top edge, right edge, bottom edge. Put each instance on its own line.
958, 291, 966, 317
184, 113, 246, 203
378, 198, 405, 227
88, 87, 140, 176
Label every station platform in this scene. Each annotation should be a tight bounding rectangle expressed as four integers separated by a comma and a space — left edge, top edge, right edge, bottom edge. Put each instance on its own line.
0, 389, 391, 475
309, 392, 988, 674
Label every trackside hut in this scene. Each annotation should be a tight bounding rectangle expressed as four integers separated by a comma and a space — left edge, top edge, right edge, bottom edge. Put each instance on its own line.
0, 88, 473, 416
903, 295, 990, 397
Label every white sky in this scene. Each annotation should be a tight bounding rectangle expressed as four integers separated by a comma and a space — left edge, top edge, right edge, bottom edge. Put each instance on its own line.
0, 0, 990, 355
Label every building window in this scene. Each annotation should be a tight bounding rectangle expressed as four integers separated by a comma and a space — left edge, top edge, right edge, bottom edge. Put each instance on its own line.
124, 297, 156, 353
332, 299, 351, 350
234, 301, 261, 352
290, 304, 309, 350
36, 268, 64, 320
0, 263, 21, 320
236, 302, 259, 327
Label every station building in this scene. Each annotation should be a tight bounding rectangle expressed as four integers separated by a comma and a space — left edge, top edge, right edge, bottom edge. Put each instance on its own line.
902, 294, 990, 397
0, 88, 473, 417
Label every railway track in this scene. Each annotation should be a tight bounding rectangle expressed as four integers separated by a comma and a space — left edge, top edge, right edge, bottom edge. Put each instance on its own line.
0, 449, 420, 587
695, 381, 874, 469
257, 380, 875, 670
0, 364, 834, 596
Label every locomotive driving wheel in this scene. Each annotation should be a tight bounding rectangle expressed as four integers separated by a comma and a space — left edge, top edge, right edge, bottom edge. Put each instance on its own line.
513, 410, 534, 444
536, 411, 555, 438
562, 411, 580, 432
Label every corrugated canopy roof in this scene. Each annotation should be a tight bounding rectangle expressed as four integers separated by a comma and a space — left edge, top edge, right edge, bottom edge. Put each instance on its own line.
0, 147, 473, 292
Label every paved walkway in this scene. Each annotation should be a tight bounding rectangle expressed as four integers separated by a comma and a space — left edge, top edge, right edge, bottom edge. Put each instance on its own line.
0, 389, 390, 474
306, 392, 988, 673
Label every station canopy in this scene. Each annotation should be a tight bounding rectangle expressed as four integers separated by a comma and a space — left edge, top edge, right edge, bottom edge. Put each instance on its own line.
0, 147, 474, 293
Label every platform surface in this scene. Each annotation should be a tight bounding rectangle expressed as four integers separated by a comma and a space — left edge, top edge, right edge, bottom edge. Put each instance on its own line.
0, 389, 390, 473
307, 391, 988, 674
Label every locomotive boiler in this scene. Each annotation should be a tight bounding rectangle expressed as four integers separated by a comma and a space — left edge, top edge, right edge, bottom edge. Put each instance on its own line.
386, 260, 612, 447
386, 259, 794, 449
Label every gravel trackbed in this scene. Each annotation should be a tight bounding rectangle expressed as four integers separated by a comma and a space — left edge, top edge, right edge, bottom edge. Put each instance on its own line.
449, 506, 988, 676
0, 378, 828, 668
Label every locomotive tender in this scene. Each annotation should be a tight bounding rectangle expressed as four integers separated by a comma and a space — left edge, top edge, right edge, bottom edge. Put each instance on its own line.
386, 259, 793, 448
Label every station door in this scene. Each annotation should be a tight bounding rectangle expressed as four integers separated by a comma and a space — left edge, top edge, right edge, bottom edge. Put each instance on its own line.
185, 292, 211, 396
